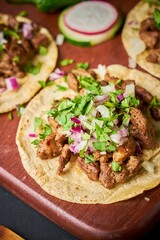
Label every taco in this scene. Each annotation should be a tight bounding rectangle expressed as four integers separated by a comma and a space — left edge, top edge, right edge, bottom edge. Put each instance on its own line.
16, 64, 160, 204
0, 14, 58, 113
122, 1, 160, 78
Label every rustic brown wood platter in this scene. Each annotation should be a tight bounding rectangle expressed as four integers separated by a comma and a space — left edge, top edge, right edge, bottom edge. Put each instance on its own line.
0, 0, 160, 239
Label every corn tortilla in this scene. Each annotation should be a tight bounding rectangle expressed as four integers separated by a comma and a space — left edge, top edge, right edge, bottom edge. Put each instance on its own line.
16, 65, 160, 204
0, 14, 58, 113
122, 1, 160, 78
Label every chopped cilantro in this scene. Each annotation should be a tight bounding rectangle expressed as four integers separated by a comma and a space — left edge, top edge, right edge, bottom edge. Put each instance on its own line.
143, 0, 160, 5
111, 161, 122, 172
38, 80, 53, 88
13, 56, 20, 63
25, 63, 41, 75
0, 44, 4, 52
3, 29, 20, 39
120, 96, 139, 109
56, 85, 67, 91
39, 124, 52, 139
34, 117, 43, 131
95, 123, 110, 142
31, 139, 40, 147
38, 45, 48, 55
153, 8, 160, 30
78, 76, 102, 95
57, 99, 75, 112
18, 10, 28, 17
150, 95, 160, 107
17, 104, 25, 116
56, 112, 74, 130
48, 109, 58, 118
82, 133, 90, 140
84, 154, 95, 164
76, 62, 89, 69
93, 141, 107, 151
59, 59, 74, 66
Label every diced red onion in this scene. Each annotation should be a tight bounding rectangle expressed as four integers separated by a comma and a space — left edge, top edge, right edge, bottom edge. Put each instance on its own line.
124, 83, 135, 98
22, 23, 33, 39
117, 93, 124, 102
69, 140, 87, 154
49, 68, 65, 81
135, 142, 142, 155
71, 117, 81, 124
119, 128, 128, 137
0, 31, 7, 44
28, 133, 36, 138
128, 20, 138, 27
5, 77, 19, 90
0, 88, 6, 93
71, 125, 81, 133
94, 94, 109, 105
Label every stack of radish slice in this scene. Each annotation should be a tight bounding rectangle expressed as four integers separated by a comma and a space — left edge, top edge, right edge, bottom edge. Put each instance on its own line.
58, 0, 123, 46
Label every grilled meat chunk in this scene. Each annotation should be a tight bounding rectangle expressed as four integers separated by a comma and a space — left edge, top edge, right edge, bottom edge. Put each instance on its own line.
130, 107, 156, 149
150, 107, 160, 121
77, 156, 99, 181
31, 32, 49, 50
135, 85, 153, 104
66, 72, 79, 91
57, 144, 71, 175
146, 49, 160, 64
48, 116, 59, 133
37, 133, 61, 160
113, 137, 136, 163
99, 155, 142, 189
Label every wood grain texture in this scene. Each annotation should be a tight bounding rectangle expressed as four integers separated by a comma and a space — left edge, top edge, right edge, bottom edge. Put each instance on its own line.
0, 1, 160, 240
0, 226, 24, 240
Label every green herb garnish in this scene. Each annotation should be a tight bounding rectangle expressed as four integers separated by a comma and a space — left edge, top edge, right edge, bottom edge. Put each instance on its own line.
153, 8, 160, 30
18, 11, 28, 17
25, 63, 41, 75
111, 161, 122, 172
143, 0, 160, 5
13, 56, 20, 63
34, 117, 43, 131
84, 154, 95, 164
38, 45, 48, 55
38, 80, 54, 88
56, 85, 67, 91
39, 124, 52, 139
3, 29, 20, 39
59, 59, 74, 66
31, 139, 40, 147
17, 104, 25, 116
76, 62, 89, 69
149, 95, 160, 107
0, 44, 4, 52
78, 76, 102, 95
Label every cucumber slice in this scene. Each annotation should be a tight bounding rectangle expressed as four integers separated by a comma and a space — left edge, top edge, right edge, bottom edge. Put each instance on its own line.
58, 1, 123, 46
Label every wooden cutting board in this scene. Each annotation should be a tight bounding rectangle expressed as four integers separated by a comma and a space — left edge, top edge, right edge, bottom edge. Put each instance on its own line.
0, 1, 160, 240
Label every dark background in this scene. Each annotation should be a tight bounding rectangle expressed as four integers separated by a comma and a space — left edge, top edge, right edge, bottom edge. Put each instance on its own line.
0, 186, 160, 240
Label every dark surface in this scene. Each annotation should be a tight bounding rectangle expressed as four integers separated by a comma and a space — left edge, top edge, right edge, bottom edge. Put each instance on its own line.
0, 186, 160, 240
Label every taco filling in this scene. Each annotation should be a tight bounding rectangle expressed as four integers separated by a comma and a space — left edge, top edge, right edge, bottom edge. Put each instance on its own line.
139, 8, 160, 64
0, 15, 49, 90
32, 68, 160, 189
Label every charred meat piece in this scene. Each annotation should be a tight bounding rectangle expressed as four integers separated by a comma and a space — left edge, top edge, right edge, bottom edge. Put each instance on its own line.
66, 72, 79, 91
150, 107, 160, 121
113, 137, 136, 164
0, 77, 6, 88
135, 85, 153, 104
72, 68, 94, 78
8, 15, 19, 30
140, 31, 159, 49
48, 116, 59, 133
57, 144, 71, 175
37, 133, 62, 160
77, 156, 99, 181
99, 164, 128, 189
31, 32, 49, 50
126, 155, 142, 176
105, 73, 118, 84
140, 18, 157, 32
130, 107, 156, 149
146, 49, 160, 64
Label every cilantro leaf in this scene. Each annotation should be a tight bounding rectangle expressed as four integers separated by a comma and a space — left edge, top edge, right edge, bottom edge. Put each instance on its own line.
38, 45, 48, 55
59, 59, 74, 66
78, 76, 102, 95
34, 117, 43, 131
39, 124, 52, 139
84, 154, 95, 164
111, 161, 122, 172
56, 85, 68, 91
76, 62, 89, 69
150, 95, 160, 107
25, 63, 41, 75
31, 139, 40, 147
153, 8, 160, 30
3, 29, 20, 39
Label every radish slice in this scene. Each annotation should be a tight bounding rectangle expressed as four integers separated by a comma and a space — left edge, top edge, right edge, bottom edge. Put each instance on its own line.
64, 1, 118, 35
58, 1, 123, 46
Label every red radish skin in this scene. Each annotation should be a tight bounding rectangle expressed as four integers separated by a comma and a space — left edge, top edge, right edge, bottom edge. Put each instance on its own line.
63, 1, 119, 35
